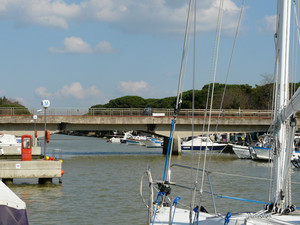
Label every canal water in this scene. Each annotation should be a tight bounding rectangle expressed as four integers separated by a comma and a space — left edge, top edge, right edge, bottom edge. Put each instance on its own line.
8, 134, 300, 224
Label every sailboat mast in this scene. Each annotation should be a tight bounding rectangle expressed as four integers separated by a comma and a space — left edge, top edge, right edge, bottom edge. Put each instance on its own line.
272, 0, 291, 205
278, 0, 291, 107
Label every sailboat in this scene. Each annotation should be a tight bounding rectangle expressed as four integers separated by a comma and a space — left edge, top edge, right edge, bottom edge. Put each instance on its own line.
140, 0, 300, 224
0, 180, 29, 224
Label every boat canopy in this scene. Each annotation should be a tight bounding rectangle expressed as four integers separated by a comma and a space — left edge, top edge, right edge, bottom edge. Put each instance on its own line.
0, 181, 28, 225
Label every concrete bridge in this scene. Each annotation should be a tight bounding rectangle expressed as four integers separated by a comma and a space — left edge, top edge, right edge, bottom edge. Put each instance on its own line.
0, 107, 285, 138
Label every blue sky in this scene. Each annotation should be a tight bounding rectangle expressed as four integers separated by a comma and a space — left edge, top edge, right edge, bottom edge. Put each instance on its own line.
0, 0, 280, 108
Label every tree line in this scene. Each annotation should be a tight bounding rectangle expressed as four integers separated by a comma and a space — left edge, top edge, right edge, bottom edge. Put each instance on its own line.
91, 83, 300, 110
0, 96, 30, 115
2, 82, 300, 111
0, 96, 23, 107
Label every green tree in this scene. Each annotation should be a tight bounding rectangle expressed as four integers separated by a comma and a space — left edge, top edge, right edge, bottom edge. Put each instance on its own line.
252, 83, 274, 110
96, 96, 147, 108
90, 82, 300, 110
0, 96, 30, 115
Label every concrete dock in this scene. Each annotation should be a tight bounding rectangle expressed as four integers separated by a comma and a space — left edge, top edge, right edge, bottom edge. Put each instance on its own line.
0, 146, 42, 159
0, 160, 63, 184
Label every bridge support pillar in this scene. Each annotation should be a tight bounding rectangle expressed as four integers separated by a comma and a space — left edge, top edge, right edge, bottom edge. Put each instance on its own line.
162, 136, 181, 155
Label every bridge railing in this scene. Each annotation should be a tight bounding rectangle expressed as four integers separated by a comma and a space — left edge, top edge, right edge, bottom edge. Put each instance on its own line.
0, 107, 275, 118
88, 108, 274, 118
178, 109, 274, 118
0, 107, 31, 115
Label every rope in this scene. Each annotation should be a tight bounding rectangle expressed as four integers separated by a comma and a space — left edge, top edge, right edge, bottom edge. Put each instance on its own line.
224, 212, 231, 225
269, 7, 279, 186
291, 0, 296, 96
192, 0, 222, 203
171, 163, 300, 185
140, 170, 154, 223
166, 0, 194, 183
190, 0, 197, 220
177, 0, 194, 103
171, 197, 181, 224
163, 120, 175, 182
293, 0, 300, 47
199, 0, 225, 200
140, 170, 153, 209
192, 206, 199, 225
151, 192, 165, 225
288, 166, 292, 206
216, 0, 245, 132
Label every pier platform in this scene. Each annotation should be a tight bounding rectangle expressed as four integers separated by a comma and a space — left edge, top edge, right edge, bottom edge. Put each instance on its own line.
0, 160, 62, 184
0, 146, 42, 159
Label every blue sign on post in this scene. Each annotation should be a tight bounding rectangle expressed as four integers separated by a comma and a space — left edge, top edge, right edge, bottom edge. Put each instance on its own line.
41, 100, 50, 108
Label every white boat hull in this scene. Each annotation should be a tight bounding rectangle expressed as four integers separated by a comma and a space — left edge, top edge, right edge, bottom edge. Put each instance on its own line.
231, 144, 250, 159
140, 139, 162, 148
108, 137, 121, 143
250, 146, 270, 160
126, 139, 141, 145
181, 136, 227, 151
150, 206, 215, 225
151, 205, 300, 225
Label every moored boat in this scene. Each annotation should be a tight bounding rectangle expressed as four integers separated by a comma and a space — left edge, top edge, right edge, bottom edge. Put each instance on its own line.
0, 180, 29, 224
181, 136, 227, 151
140, 137, 163, 148
0, 134, 21, 147
230, 143, 251, 159
107, 136, 122, 143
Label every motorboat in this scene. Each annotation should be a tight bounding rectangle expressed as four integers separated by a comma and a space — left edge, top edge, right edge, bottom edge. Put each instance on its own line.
140, 137, 163, 148
126, 135, 147, 145
0, 134, 21, 147
107, 136, 122, 143
230, 143, 251, 159
181, 136, 227, 151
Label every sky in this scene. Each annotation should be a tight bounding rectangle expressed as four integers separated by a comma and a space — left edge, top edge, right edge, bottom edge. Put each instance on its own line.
0, 0, 283, 108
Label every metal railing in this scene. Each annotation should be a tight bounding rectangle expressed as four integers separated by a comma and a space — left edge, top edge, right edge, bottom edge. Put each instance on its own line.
0, 107, 275, 118
88, 108, 274, 118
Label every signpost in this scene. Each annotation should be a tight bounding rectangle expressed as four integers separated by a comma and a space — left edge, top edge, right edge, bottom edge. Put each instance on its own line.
33, 114, 37, 146
41, 100, 50, 158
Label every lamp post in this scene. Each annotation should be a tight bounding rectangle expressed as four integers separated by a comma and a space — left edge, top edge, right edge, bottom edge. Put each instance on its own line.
36, 109, 43, 147
41, 100, 50, 159
33, 115, 37, 147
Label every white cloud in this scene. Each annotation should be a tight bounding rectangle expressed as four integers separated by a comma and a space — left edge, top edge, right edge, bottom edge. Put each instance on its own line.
95, 41, 115, 53
34, 16, 69, 29
49, 37, 115, 54
35, 86, 52, 98
35, 82, 101, 100
119, 81, 149, 94
82, 0, 241, 35
49, 36, 92, 53
0, 0, 81, 29
258, 15, 276, 34
58, 82, 100, 99
0, 0, 241, 35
